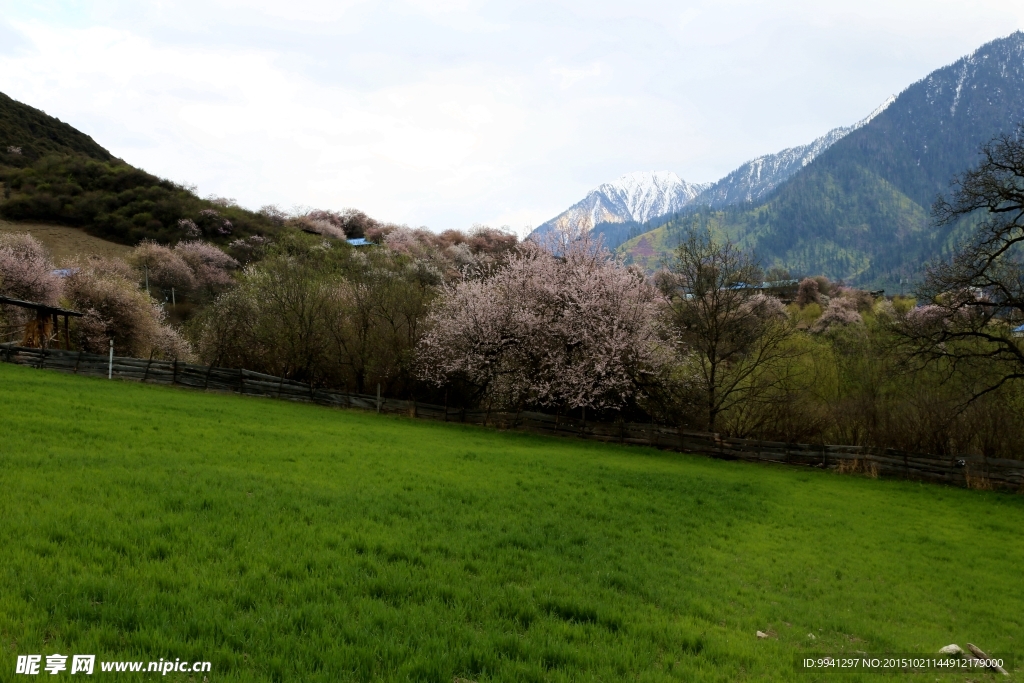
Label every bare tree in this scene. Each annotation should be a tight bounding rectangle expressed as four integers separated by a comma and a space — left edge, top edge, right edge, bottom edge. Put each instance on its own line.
660, 229, 796, 432
904, 125, 1024, 399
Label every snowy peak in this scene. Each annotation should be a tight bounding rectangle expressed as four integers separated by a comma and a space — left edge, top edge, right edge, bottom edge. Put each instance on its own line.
693, 95, 896, 208
594, 171, 707, 225
532, 171, 708, 240
529, 95, 901, 245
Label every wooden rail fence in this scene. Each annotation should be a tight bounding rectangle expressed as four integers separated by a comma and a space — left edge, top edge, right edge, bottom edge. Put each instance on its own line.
3, 344, 1022, 493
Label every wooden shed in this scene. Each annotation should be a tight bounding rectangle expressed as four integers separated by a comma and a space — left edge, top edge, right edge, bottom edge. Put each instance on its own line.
0, 295, 83, 349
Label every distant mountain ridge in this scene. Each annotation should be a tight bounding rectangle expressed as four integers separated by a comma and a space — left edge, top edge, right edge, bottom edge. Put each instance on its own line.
693, 96, 896, 208
531, 171, 708, 245
617, 31, 1024, 288
530, 97, 896, 250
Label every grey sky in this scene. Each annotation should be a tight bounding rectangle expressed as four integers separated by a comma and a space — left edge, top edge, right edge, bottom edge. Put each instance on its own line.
1, 1, 1022, 233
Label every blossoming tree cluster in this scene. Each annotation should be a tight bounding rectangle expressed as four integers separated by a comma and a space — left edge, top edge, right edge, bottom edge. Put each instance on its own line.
417, 233, 671, 416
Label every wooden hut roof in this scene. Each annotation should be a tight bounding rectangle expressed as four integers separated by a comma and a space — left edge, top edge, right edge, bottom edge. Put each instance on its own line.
0, 295, 84, 317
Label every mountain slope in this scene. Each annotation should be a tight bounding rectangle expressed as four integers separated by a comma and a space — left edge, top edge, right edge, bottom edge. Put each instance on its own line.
693, 96, 895, 208
0, 92, 112, 165
620, 31, 1024, 288
530, 171, 708, 248
0, 91, 279, 246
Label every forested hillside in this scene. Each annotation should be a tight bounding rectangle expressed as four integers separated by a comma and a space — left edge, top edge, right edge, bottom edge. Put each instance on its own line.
0, 92, 112, 164
0, 92, 279, 246
620, 31, 1024, 287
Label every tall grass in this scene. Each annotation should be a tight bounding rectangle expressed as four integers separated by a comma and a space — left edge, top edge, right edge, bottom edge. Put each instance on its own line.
0, 363, 1021, 681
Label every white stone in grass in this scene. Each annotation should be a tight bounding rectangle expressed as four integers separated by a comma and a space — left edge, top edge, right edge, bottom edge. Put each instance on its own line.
807, 633, 816, 640
756, 631, 768, 639
939, 644, 963, 656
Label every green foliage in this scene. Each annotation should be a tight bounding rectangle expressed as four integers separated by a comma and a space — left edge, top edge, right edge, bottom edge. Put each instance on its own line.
0, 154, 279, 245
712, 300, 1024, 456
1, 363, 1022, 681
0, 91, 112, 166
0, 90, 279, 246
621, 165, 937, 288
190, 232, 436, 394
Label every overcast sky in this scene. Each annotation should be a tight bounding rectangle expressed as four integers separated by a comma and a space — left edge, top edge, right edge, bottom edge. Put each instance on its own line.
1, 1, 1022, 234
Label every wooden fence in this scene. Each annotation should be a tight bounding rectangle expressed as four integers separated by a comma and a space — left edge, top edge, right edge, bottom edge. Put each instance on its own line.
3, 344, 1022, 493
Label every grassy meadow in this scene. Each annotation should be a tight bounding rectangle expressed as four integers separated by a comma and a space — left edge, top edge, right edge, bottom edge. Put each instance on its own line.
0, 362, 1021, 681
0, 219, 131, 263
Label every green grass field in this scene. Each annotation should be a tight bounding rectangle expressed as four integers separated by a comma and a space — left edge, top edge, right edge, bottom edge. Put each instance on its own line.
0, 362, 1021, 682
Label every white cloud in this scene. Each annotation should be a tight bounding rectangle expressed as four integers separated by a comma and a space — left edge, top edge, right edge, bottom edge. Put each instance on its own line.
0, 0, 1022, 230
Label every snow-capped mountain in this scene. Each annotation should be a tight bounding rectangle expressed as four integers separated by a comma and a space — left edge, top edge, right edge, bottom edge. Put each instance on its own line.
692, 96, 896, 208
530, 98, 895, 247
531, 171, 709, 240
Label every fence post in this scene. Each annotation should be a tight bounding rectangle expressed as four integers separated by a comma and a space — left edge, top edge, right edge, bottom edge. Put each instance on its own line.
108, 340, 113, 379
376, 383, 381, 414
142, 350, 154, 383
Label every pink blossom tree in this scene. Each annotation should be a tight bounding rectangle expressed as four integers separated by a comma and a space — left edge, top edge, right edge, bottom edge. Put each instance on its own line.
174, 240, 239, 297
128, 241, 196, 295
0, 233, 63, 343
417, 233, 668, 415
0, 233, 61, 305
796, 277, 820, 306
811, 296, 863, 334
127, 240, 238, 302
63, 256, 192, 359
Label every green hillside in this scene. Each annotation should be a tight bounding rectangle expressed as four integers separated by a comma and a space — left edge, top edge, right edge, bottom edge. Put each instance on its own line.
621, 163, 937, 285
621, 31, 1024, 287
0, 91, 112, 165
1, 362, 1021, 681
0, 91, 279, 246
